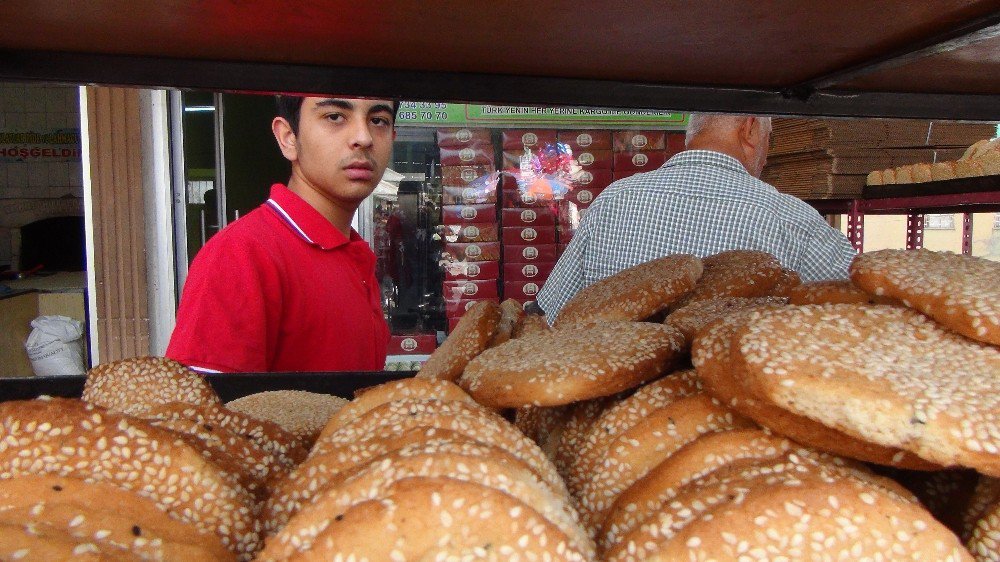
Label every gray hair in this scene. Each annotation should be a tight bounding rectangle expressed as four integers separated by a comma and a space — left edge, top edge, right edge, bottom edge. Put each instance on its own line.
685, 113, 772, 147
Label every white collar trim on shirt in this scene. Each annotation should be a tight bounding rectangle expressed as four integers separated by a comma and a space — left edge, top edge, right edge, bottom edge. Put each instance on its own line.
266, 198, 316, 245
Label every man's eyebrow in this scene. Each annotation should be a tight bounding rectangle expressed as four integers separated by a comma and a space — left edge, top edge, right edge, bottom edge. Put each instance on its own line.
369, 103, 394, 116
313, 98, 353, 111
313, 99, 392, 116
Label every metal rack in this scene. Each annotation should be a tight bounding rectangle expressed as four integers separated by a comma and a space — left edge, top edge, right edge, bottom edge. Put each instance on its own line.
807, 175, 1000, 252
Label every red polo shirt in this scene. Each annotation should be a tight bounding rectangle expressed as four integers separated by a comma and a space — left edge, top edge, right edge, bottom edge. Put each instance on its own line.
166, 184, 389, 373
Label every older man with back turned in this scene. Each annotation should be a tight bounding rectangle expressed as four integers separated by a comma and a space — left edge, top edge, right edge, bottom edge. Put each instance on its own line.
537, 113, 857, 322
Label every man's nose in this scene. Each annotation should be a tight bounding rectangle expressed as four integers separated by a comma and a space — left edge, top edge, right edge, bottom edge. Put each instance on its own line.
349, 118, 374, 148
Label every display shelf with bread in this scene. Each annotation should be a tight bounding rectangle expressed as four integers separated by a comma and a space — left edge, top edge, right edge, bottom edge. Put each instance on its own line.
1, 248, 997, 560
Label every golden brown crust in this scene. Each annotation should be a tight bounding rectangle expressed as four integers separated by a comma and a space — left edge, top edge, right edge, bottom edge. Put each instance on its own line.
692, 308, 941, 470
82, 356, 219, 416
489, 298, 526, 347
261, 428, 560, 537
788, 278, 874, 305
261, 478, 590, 562
610, 460, 970, 562
576, 393, 755, 532
736, 304, 1000, 475
663, 296, 786, 346
767, 267, 802, 297
553, 254, 702, 327
851, 249, 1000, 345
0, 398, 260, 559
147, 401, 307, 467
318, 377, 474, 443
309, 398, 566, 496
459, 322, 686, 408
225, 390, 348, 448
416, 300, 502, 381
599, 429, 793, 552
670, 250, 783, 310
0, 474, 235, 561
565, 371, 702, 498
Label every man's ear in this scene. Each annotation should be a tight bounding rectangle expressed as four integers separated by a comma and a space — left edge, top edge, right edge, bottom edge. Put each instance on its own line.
738, 117, 758, 149
272, 117, 298, 162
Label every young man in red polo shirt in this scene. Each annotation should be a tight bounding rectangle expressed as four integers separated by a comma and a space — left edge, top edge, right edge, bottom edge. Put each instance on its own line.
166, 96, 394, 372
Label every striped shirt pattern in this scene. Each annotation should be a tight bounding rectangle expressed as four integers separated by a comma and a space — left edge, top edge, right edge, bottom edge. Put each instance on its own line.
537, 150, 857, 320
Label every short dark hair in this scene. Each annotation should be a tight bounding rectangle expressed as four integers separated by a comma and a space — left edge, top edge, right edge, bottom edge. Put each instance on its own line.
275, 95, 399, 135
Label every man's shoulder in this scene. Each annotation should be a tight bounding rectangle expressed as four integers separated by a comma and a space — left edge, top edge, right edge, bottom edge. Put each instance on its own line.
192, 204, 285, 263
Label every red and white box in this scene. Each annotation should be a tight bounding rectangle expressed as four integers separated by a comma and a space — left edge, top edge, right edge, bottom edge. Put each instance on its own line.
503, 261, 556, 283
502, 189, 556, 208
441, 165, 496, 186
446, 297, 500, 319
443, 280, 499, 301
442, 223, 499, 243
569, 169, 613, 190
568, 186, 604, 207
442, 204, 497, 225
445, 242, 501, 262
443, 184, 497, 205
613, 130, 666, 152
665, 133, 685, 157
501, 129, 558, 150
440, 146, 495, 167
501, 207, 556, 227
503, 244, 558, 263
558, 130, 613, 151
502, 226, 557, 246
386, 333, 437, 355
437, 128, 492, 148
574, 149, 614, 170
443, 260, 500, 281
614, 151, 667, 173
504, 280, 543, 300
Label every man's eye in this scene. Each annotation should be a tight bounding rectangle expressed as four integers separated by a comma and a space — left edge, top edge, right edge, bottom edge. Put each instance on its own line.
325, 113, 344, 122
372, 117, 392, 126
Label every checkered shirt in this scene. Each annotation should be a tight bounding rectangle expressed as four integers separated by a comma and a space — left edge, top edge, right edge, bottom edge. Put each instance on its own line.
537, 150, 857, 320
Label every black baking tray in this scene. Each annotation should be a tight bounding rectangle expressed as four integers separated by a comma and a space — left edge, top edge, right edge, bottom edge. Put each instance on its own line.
0, 371, 415, 403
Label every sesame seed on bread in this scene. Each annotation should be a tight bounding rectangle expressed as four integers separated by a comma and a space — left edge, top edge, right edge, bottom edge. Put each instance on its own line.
82, 356, 219, 417
416, 300, 501, 382
851, 249, 1000, 345
459, 322, 687, 408
736, 303, 1000, 475
693, 307, 942, 470
0, 398, 261, 559
225, 390, 348, 448
554, 254, 702, 327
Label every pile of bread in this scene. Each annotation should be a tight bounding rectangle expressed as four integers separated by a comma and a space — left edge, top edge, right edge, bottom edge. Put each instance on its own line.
0, 247, 997, 560
867, 137, 1000, 185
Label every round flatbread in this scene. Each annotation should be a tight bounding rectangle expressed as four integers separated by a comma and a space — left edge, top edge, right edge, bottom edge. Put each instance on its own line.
670, 249, 783, 310
851, 249, 1000, 345
416, 300, 501, 381
82, 356, 219, 416
459, 322, 686, 408
693, 307, 942, 470
736, 303, 1000, 476
225, 390, 348, 447
553, 254, 702, 327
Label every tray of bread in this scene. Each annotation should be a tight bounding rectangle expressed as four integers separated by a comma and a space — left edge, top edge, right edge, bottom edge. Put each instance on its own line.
0, 247, 998, 560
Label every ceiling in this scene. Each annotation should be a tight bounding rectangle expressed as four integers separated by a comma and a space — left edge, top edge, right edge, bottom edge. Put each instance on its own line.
1, 1, 999, 119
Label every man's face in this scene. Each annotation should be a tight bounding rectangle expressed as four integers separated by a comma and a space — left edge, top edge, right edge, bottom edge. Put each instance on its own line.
280, 97, 395, 205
